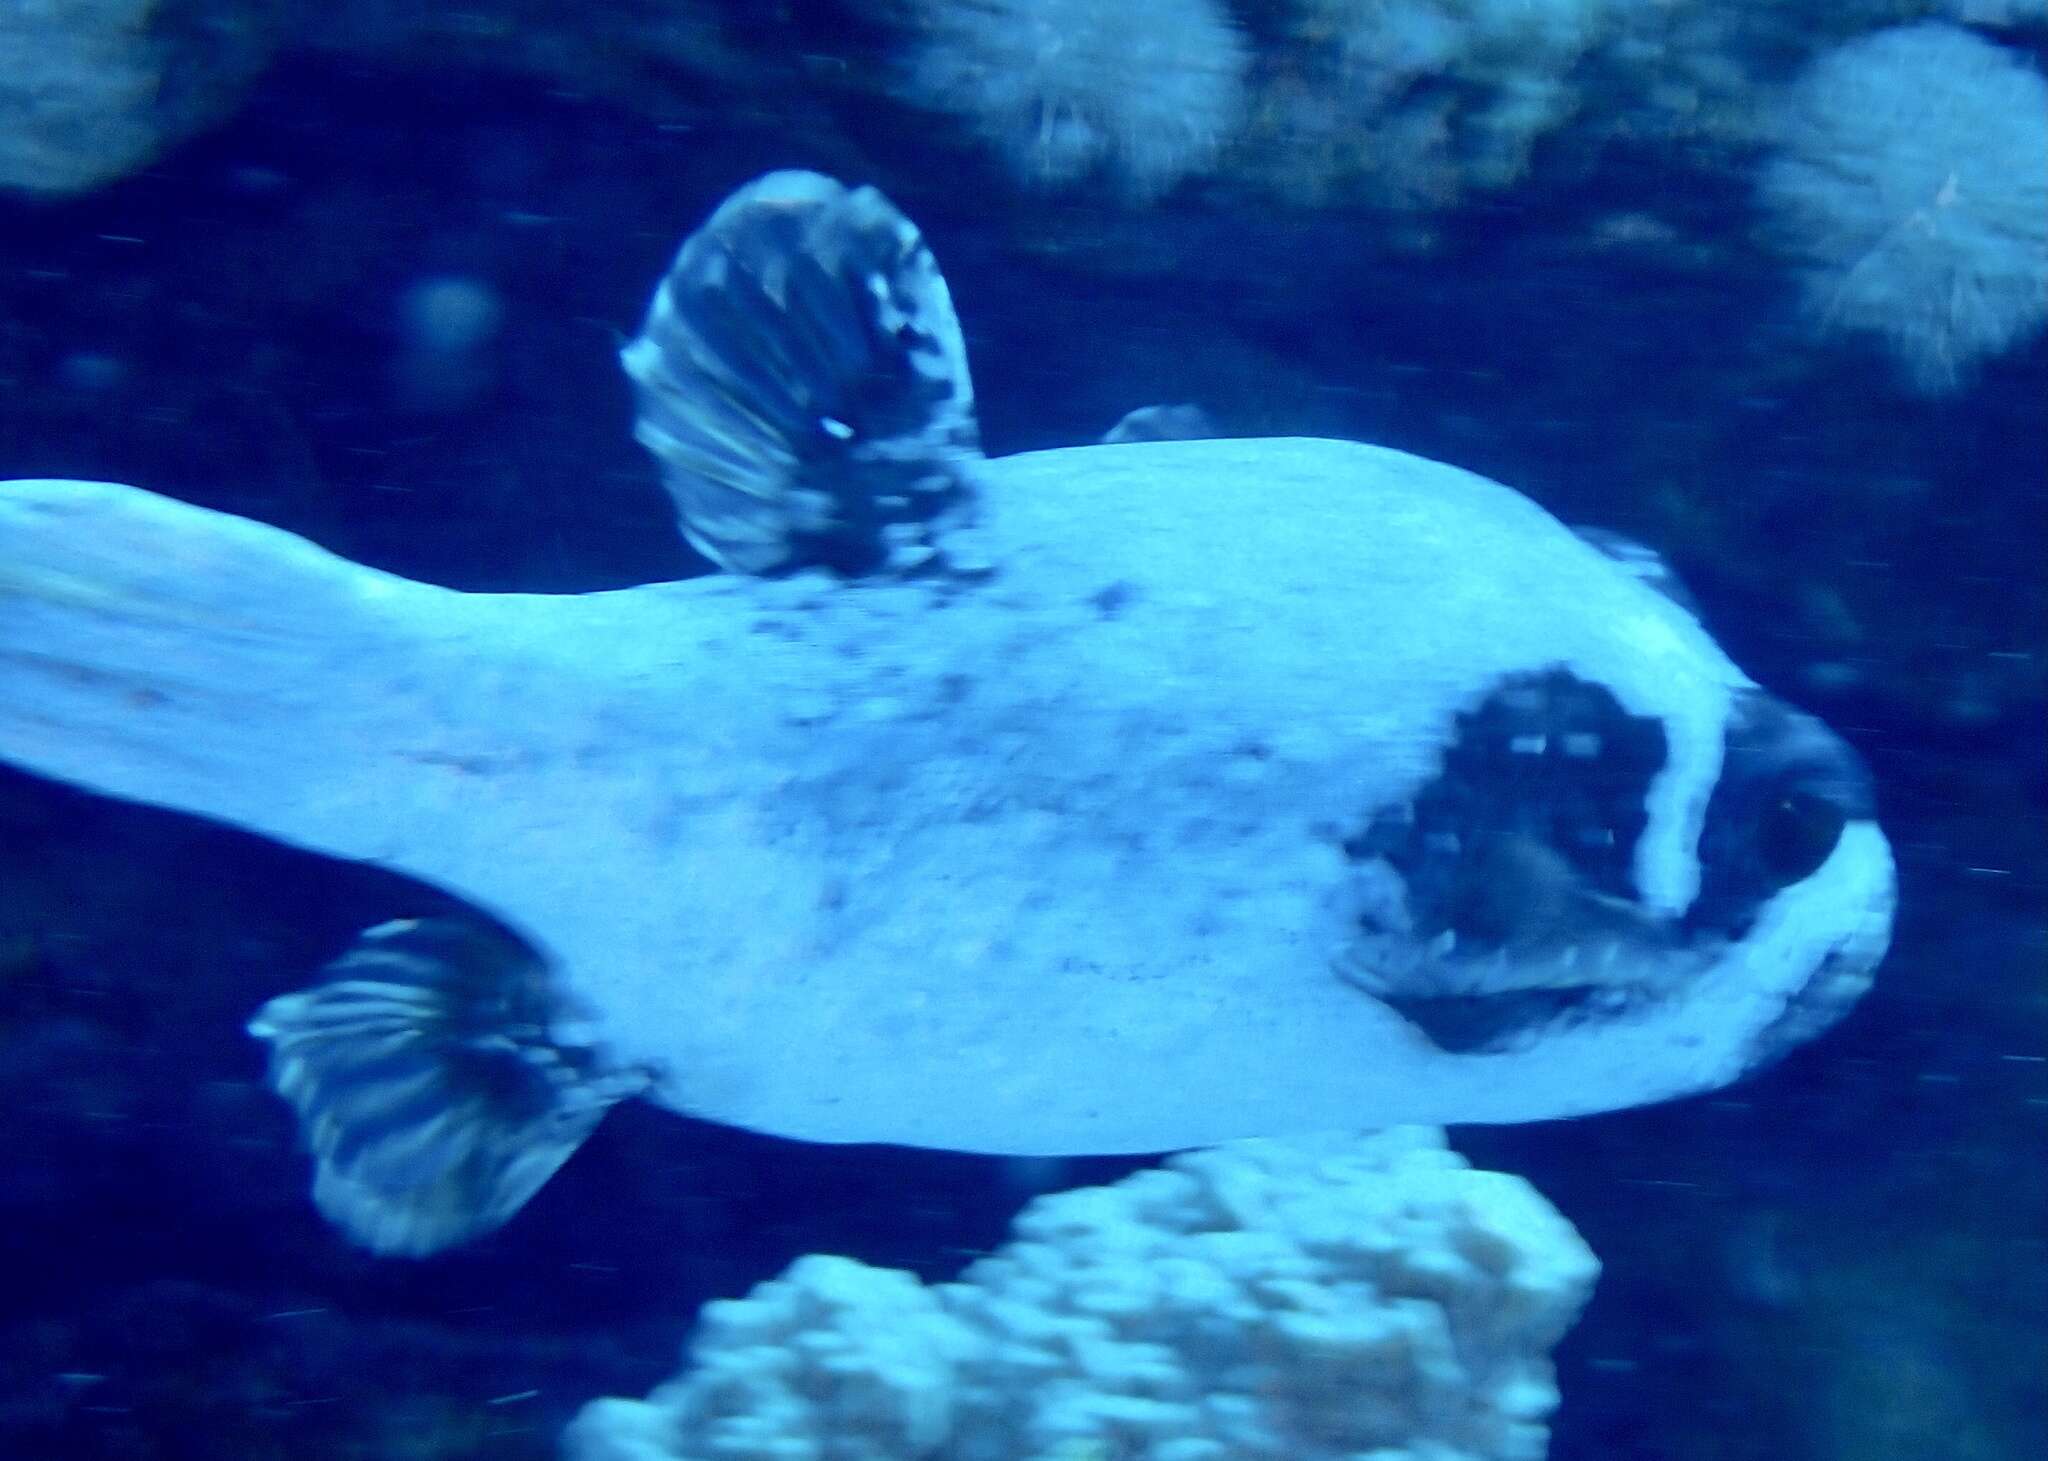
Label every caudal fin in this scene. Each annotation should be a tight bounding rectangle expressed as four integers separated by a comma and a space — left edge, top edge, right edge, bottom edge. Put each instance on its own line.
621, 170, 983, 577
0, 478, 430, 855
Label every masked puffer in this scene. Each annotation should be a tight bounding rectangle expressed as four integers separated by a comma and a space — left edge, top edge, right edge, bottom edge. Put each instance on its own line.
0, 172, 1895, 1256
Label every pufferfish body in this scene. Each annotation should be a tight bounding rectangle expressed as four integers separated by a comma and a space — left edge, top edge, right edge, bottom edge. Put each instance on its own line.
0, 172, 1894, 1256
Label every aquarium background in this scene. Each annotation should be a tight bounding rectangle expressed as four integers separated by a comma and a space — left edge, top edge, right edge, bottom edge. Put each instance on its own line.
1, 2, 2043, 1458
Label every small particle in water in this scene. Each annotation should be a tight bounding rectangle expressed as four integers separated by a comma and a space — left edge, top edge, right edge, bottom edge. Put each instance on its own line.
56, 352, 125, 393
226, 164, 290, 195
400, 277, 503, 354
392, 276, 504, 413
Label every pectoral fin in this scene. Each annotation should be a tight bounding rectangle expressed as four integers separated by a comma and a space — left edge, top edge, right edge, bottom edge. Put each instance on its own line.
248, 919, 649, 1256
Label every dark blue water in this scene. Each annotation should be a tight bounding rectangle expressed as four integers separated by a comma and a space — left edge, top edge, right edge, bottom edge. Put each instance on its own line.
2, 14, 2043, 1460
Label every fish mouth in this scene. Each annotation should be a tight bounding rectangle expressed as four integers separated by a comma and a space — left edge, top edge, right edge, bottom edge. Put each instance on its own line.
1330, 839, 1716, 1055
1335, 827, 1892, 1057
1330, 823, 1895, 1060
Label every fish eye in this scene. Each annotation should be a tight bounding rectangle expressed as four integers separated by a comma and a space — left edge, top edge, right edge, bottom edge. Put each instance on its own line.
1758, 788, 1847, 884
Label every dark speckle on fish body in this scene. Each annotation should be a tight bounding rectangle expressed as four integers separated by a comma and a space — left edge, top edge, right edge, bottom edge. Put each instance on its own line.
1089, 581, 1137, 617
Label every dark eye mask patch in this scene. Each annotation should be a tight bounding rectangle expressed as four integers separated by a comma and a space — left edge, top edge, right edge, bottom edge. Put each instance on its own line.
1336, 669, 1676, 1052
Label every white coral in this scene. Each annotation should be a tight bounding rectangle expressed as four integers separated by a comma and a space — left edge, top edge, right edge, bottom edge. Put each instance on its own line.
897, 0, 1250, 200
563, 1128, 1599, 1461
0, 0, 280, 196
1756, 22, 2048, 395
1248, 0, 1624, 208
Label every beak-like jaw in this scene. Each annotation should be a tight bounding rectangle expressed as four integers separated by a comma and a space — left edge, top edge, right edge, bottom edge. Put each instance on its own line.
1717, 816, 1896, 1074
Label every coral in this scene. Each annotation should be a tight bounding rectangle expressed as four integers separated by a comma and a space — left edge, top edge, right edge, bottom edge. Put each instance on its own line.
1238, 0, 1623, 210
1755, 22, 2048, 395
1938, 0, 2048, 25
896, 0, 1251, 200
0, 0, 284, 197
562, 1128, 1599, 1461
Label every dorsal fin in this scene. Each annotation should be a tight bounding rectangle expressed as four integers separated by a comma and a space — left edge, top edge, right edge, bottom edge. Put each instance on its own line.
621, 171, 983, 577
